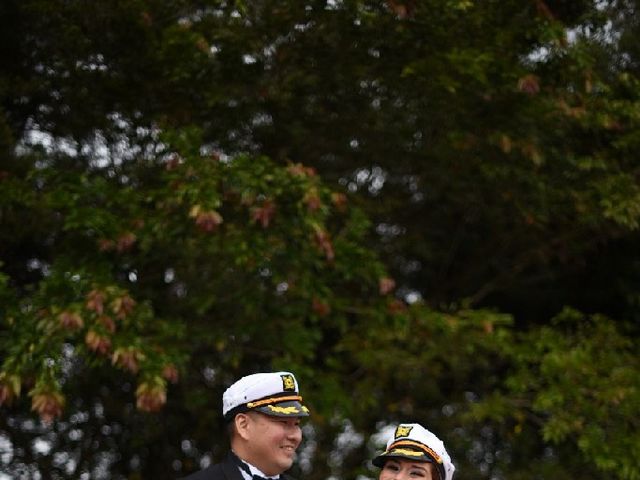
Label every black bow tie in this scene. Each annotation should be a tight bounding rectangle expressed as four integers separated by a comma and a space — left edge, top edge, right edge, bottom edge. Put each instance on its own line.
234, 454, 280, 480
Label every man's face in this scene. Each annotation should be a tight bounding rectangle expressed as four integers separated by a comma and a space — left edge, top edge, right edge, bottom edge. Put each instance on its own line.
243, 412, 303, 476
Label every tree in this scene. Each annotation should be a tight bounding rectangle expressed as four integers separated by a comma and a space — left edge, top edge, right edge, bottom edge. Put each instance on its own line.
1, 0, 639, 479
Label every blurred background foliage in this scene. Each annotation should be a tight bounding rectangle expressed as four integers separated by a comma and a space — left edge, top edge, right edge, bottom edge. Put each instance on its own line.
1, 0, 639, 479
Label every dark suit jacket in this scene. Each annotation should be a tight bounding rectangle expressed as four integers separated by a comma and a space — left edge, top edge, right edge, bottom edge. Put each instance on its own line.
180, 452, 245, 480
180, 452, 294, 480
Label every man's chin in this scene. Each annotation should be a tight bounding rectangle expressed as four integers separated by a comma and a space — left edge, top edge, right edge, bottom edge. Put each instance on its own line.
277, 456, 294, 471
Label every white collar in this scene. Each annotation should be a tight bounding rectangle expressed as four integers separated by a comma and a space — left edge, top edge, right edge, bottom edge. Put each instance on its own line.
233, 452, 280, 480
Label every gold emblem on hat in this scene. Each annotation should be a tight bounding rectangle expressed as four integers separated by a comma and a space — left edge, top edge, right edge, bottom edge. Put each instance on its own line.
395, 425, 413, 439
389, 448, 423, 457
281, 374, 296, 391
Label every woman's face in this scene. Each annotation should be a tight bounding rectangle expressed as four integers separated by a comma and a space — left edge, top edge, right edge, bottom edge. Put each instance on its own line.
379, 458, 435, 480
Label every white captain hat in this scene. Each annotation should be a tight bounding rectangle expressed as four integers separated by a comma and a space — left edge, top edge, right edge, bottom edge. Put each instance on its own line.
222, 371, 310, 420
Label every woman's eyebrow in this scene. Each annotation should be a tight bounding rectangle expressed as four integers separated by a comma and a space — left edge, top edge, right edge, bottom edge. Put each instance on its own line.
409, 465, 428, 472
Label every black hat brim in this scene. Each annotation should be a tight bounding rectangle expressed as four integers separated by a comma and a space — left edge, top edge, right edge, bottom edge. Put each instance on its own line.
373, 449, 435, 467
373, 449, 445, 480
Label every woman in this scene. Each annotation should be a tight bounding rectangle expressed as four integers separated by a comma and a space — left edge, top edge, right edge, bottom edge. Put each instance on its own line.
371, 423, 455, 480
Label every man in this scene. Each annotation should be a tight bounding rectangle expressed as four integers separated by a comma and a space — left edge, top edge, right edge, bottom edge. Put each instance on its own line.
181, 371, 310, 480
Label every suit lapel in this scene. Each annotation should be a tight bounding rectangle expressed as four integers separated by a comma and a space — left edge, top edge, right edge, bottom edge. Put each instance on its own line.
222, 452, 247, 480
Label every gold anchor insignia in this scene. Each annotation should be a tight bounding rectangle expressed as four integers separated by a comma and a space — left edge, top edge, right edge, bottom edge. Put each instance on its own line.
281, 374, 296, 391
395, 425, 413, 439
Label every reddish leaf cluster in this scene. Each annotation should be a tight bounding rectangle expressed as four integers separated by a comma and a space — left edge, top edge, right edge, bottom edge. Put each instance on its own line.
116, 232, 137, 252
387, 298, 407, 314
0, 375, 20, 406
136, 382, 167, 412
162, 364, 179, 383
286, 163, 316, 177
195, 210, 223, 232
112, 347, 144, 374
111, 294, 136, 319
483, 320, 495, 334
98, 315, 116, 334
0, 384, 13, 406
86, 330, 112, 354
518, 74, 540, 95
379, 277, 396, 295
31, 391, 65, 424
98, 238, 115, 251
86, 289, 106, 314
252, 199, 276, 228
58, 311, 84, 330
313, 227, 335, 262
534, 0, 555, 20
386, 0, 416, 19
304, 189, 322, 211
311, 297, 331, 317
164, 155, 182, 171
189, 205, 223, 232
331, 192, 348, 210
97, 232, 137, 253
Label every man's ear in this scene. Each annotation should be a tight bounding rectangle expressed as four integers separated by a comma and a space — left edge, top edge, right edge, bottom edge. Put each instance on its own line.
234, 412, 251, 440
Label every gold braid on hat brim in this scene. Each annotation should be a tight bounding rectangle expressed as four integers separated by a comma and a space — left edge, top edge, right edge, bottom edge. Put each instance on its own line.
385, 440, 443, 464
246, 395, 303, 408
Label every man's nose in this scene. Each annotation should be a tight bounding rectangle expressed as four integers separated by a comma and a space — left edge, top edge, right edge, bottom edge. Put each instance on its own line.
287, 424, 302, 442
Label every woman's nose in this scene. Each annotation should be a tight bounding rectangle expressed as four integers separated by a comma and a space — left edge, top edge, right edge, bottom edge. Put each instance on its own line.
384, 470, 405, 480
395, 472, 408, 480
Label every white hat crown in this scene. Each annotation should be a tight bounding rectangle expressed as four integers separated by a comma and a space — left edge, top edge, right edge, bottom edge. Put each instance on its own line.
222, 371, 303, 417
381, 423, 455, 480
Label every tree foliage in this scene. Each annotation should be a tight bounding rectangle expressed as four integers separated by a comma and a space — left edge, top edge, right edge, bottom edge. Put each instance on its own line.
1, 0, 639, 479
